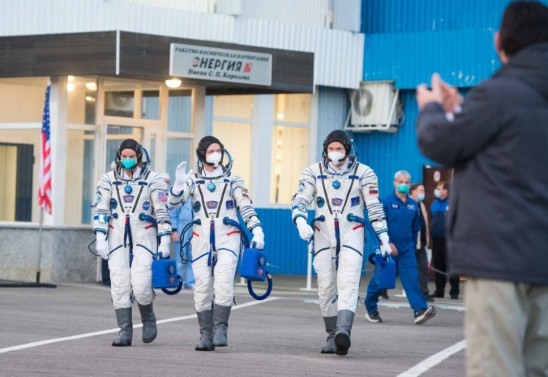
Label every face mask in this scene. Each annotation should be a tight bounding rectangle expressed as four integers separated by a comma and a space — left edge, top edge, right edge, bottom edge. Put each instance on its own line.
434, 189, 441, 199
120, 158, 137, 170
417, 193, 425, 201
206, 151, 222, 166
396, 184, 409, 194
328, 151, 345, 163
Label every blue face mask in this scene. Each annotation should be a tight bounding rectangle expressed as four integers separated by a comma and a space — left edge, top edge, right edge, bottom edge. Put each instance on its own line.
396, 184, 409, 194
434, 189, 441, 199
121, 158, 137, 170
417, 193, 425, 201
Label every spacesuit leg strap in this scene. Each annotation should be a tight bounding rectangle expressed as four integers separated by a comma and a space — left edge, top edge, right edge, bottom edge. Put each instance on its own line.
112, 307, 133, 347
213, 304, 232, 347
138, 302, 157, 344
320, 316, 337, 354
334, 310, 355, 356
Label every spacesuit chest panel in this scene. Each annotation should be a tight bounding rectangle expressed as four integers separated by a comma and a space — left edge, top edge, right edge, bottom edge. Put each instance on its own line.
315, 164, 361, 215
193, 177, 232, 218
112, 179, 150, 216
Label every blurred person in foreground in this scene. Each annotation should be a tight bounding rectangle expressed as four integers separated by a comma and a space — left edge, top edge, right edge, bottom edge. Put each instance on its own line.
416, 2, 548, 376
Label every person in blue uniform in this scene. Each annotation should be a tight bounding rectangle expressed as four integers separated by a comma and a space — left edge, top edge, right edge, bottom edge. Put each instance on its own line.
430, 181, 459, 299
169, 198, 195, 289
364, 170, 436, 325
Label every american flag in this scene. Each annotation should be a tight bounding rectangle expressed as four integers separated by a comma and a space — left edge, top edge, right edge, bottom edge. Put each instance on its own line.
38, 84, 52, 214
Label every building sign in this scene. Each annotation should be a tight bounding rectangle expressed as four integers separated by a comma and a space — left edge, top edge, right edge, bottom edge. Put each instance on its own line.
169, 43, 272, 86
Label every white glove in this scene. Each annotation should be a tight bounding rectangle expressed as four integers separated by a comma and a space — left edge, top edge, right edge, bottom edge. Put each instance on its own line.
173, 161, 193, 191
95, 233, 109, 260
295, 217, 314, 241
251, 227, 265, 249
378, 232, 392, 257
158, 236, 171, 258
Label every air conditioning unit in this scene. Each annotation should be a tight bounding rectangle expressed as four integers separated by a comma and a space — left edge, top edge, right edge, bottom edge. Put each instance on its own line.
346, 81, 402, 133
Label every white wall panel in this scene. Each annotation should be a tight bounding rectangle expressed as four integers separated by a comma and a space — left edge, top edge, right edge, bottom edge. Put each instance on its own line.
239, 0, 329, 28
0, 0, 235, 41
1, 0, 363, 88
236, 20, 363, 89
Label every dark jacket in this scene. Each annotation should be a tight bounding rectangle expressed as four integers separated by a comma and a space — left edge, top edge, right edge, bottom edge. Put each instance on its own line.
430, 197, 448, 239
417, 43, 548, 285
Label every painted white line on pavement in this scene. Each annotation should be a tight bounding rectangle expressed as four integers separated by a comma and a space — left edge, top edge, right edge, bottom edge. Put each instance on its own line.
396, 340, 467, 377
0, 297, 281, 354
379, 301, 465, 311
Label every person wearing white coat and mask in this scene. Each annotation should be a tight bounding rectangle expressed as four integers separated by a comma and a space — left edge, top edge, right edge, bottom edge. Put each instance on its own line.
291, 130, 390, 356
169, 136, 265, 351
93, 138, 172, 347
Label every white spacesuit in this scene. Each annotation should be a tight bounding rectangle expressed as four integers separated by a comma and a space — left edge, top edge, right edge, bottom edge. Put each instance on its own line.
291, 130, 390, 356
93, 139, 171, 347
169, 136, 265, 351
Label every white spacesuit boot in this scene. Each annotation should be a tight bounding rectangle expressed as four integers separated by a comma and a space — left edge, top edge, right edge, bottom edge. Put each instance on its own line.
213, 304, 232, 347
138, 303, 157, 344
320, 316, 337, 354
195, 310, 215, 351
112, 307, 133, 347
334, 310, 355, 356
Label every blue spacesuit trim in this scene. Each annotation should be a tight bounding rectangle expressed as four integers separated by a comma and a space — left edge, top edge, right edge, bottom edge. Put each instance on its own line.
110, 244, 123, 254
194, 252, 210, 262
342, 245, 362, 256
292, 214, 306, 224
169, 186, 184, 198
218, 248, 238, 258
314, 247, 329, 256
136, 243, 154, 255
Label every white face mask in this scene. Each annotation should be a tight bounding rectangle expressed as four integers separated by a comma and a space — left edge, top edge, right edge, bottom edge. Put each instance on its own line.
328, 151, 346, 163
206, 151, 222, 166
434, 189, 441, 199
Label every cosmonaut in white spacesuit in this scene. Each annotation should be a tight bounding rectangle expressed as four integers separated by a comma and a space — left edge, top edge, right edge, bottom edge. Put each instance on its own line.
169, 136, 265, 351
291, 130, 391, 356
93, 138, 172, 347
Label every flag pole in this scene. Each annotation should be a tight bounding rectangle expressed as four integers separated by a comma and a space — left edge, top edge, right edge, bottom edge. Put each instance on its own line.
36, 206, 44, 284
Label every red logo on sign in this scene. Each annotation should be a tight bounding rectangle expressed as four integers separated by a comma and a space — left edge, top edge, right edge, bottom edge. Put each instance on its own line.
244, 63, 252, 73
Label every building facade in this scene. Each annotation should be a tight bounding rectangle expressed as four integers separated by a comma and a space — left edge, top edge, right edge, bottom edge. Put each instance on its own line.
3, 0, 543, 283
0, 0, 362, 282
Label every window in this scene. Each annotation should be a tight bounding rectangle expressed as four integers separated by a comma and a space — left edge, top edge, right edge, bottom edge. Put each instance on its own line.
271, 126, 309, 204
0, 143, 33, 221
271, 94, 310, 204
167, 90, 193, 180
212, 95, 253, 187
